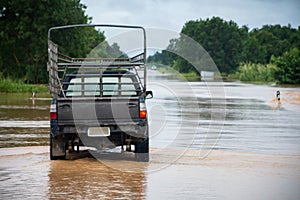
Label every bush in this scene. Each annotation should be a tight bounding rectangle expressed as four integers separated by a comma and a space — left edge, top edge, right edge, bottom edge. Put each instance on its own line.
236, 63, 277, 82
272, 48, 300, 84
0, 74, 48, 93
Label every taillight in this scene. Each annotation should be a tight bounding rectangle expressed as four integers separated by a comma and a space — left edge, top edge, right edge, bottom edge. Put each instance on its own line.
50, 103, 57, 120
50, 112, 57, 120
139, 102, 147, 119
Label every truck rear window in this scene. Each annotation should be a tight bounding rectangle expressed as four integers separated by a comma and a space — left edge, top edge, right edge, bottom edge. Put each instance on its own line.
65, 76, 139, 97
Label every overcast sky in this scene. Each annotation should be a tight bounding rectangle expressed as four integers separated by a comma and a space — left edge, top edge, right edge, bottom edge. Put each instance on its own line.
81, 0, 300, 32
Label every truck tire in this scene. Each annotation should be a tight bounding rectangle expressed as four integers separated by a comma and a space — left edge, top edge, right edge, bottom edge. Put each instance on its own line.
135, 138, 149, 162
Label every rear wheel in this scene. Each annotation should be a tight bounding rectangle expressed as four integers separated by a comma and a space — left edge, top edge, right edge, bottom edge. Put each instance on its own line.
135, 138, 149, 162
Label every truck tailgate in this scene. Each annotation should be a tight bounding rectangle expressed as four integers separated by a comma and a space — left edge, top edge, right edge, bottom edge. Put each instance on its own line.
57, 98, 139, 124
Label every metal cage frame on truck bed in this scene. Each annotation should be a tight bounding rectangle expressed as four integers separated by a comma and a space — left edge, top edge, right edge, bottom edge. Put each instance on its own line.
47, 24, 147, 99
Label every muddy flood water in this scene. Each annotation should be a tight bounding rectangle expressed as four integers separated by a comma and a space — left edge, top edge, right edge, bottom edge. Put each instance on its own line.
1, 70, 300, 199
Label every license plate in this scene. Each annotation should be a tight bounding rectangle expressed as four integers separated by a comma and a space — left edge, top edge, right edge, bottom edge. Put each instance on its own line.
88, 127, 110, 137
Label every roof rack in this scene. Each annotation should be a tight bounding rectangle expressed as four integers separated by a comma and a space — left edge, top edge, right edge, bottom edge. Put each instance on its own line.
47, 24, 147, 98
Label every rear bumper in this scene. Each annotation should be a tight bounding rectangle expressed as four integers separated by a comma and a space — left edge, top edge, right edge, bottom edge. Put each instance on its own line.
57, 120, 143, 126
51, 120, 148, 138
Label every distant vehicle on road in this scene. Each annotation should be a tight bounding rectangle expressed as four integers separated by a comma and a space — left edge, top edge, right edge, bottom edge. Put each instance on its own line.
151, 65, 157, 70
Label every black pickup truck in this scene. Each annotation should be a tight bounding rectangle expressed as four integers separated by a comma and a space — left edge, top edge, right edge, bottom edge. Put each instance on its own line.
48, 24, 152, 162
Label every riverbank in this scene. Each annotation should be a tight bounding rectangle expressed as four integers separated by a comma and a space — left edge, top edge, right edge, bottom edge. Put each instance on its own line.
0, 77, 48, 93
155, 65, 300, 87
156, 66, 201, 81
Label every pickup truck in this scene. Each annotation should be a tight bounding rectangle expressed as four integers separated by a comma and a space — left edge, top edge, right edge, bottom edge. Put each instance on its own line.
47, 24, 152, 162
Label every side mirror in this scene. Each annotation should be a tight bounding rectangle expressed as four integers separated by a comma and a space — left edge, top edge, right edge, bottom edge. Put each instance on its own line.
146, 91, 153, 99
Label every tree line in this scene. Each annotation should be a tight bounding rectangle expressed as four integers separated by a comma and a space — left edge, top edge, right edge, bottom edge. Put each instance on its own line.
1, 3, 299, 85
148, 17, 300, 84
0, 0, 124, 84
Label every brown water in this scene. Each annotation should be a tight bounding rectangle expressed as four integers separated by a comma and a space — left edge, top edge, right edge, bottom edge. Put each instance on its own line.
1, 70, 300, 199
0, 146, 299, 199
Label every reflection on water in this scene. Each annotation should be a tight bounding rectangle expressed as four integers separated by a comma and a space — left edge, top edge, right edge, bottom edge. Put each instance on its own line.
147, 72, 300, 155
0, 147, 147, 199
0, 147, 50, 199
0, 127, 49, 148
49, 158, 146, 199
0, 93, 50, 121
0, 146, 299, 199
0, 93, 50, 148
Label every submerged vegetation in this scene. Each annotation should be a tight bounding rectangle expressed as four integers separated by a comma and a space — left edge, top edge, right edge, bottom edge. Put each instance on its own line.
0, 75, 48, 93
235, 63, 277, 82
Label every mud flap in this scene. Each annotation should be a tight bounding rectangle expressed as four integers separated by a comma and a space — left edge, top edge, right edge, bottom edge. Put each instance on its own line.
52, 140, 66, 157
135, 138, 149, 162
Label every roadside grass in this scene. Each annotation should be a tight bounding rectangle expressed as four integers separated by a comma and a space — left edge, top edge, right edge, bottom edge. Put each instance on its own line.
235, 63, 277, 82
155, 62, 279, 84
157, 66, 200, 81
0, 77, 48, 93
179, 71, 200, 81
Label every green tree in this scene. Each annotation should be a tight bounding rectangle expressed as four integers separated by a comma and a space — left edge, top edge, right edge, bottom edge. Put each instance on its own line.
0, 0, 105, 84
147, 38, 179, 67
147, 17, 300, 83
272, 48, 300, 84
242, 25, 300, 64
179, 17, 247, 74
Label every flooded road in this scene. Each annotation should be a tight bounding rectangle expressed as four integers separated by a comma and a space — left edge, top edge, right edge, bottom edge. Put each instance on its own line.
1, 70, 300, 199
0, 93, 49, 148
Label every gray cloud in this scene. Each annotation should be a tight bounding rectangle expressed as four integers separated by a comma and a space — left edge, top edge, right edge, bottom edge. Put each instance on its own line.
81, 0, 300, 31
